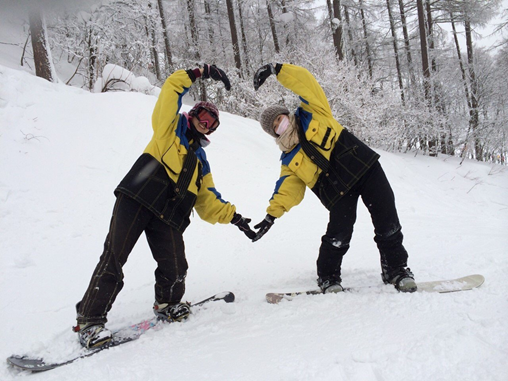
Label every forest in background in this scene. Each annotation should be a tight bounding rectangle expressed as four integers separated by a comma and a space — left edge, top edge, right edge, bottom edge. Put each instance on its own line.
5, 0, 508, 164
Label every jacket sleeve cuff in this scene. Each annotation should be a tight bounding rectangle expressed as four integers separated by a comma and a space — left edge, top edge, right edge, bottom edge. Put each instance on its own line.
186, 68, 202, 82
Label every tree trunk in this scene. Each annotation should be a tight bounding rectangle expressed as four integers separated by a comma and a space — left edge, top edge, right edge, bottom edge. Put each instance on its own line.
425, 0, 438, 156
386, 0, 404, 104
397, 0, 415, 85
29, 8, 55, 82
416, 0, 430, 102
331, 0, 344, 61
465, 19, 482, 161
359, 0, 373, 79
146, 3, 161, 81
86, 26, 96, 91
226, 0, 242, 74
186, 0, 207, 100
186, 0, 199, 59
451, 12, 472, 158
416, 0, 432, 154
343, 5, 357, 66
425, 0, 437, 73
326, 0, 332, 25
237, 0, 250, 76
266, 0, 280, 54
157, 0, 173, 72
451, 13, 471, 110
204, 0, 216, 57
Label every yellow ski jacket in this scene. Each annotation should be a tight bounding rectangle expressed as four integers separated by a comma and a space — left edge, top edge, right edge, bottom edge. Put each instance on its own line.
116, 69, 236, 232
266, 64, 379, 217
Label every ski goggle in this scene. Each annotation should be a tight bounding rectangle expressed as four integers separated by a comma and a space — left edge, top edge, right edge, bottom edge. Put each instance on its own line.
196, 107, 220, 134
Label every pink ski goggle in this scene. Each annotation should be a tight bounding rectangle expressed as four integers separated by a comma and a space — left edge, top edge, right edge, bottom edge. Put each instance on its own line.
196, 108, 220, 134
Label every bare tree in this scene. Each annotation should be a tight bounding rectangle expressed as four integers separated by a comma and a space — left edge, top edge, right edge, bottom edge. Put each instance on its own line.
425, 0, 440, 156
146, 2, 161, 81
397, 0, 415, 86
29, 7, 55, 82
417, 0, 431, 102
342, 4, 358, 66
330, 0, 344, 61
266, 0, 280, 54
157, 0, 173, 72
386, 0, 404, 104
359, 0, 373, 79
450, 13, 472, 112
237, 0, 250, 75
226, 0, 242, 74
186, 0, 208, 100
204, 0, 217, 58
465, 18, 482, 160
33, 0, 508, 164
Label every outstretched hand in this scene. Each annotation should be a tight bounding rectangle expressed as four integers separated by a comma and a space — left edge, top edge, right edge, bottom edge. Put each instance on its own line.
252, 214, 276, 242
203, 64, 231, 91
253, 64, 276, 91
253, 63, 283, 90
231, 213, 256, 240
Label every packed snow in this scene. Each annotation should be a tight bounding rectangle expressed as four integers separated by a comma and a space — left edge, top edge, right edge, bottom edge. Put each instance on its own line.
1, 65, 508, 380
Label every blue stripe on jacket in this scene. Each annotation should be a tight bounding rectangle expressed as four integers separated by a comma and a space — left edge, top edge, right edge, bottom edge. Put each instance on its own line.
270, 175, 289, 201
295, 107, 312, 131
281, 145, 301, 165
175, 110, 212, 177
208, 187, 227, 204
196, 148, 211, 176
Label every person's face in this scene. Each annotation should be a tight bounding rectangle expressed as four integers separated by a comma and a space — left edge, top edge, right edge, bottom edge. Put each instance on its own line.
272, 114, 286, 135
191, 108, 219, 135
273, 114, 292, 136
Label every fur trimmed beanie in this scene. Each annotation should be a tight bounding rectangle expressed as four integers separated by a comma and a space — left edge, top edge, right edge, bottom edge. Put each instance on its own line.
259, 105, 290, 138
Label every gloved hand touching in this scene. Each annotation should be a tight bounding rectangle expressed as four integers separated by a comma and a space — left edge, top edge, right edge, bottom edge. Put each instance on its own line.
203, 64, 231, 91
252, 214, 276, 242
253, 63, 282, 90
231, 213, 256, 239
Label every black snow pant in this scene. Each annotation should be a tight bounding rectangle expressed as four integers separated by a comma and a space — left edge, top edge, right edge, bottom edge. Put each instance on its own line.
316, 161, 408, 280
76, 193, 187, 325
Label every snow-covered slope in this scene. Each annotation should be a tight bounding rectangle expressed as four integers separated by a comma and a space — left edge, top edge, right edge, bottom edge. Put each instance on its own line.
1, 65, 507, 381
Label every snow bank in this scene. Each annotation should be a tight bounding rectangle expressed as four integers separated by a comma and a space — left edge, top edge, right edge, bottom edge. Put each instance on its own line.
1, 65, 507, 381
93, 64, 160, 96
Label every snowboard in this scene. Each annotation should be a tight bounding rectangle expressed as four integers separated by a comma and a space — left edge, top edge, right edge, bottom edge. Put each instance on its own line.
266, 274, 485, 304
7, 291, 235, 372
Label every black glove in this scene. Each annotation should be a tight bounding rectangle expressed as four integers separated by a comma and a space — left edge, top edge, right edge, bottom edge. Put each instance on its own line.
231, 213, 256, 239
203, 64, 231, 91
253, 63, 282, 90
252, 214, 276, 242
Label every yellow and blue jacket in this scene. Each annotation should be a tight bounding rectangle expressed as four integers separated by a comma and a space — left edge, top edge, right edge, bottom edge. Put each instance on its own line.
266, 64, 379, 217
116, 69, 236, 232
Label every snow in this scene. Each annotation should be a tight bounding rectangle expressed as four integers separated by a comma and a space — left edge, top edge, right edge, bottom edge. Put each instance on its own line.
1, 67, 508, 380
95, 64, 160, 96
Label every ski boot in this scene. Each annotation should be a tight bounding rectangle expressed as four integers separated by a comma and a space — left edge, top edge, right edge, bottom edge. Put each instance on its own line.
153, 301, 191, 322
382, 266, 417, 292
318, 276, 343, 294
73, 323, 112, 349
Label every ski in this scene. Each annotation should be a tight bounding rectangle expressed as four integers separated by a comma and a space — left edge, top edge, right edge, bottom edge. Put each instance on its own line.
7, 291, 235, 372
266, 274, 485, 304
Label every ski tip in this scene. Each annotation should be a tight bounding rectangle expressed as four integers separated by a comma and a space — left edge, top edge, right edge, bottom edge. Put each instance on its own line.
7, 355, 51, 372
469, 274, 485, 284
223, 292, 235, 303
212, 291, 235, 303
